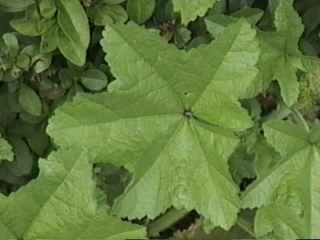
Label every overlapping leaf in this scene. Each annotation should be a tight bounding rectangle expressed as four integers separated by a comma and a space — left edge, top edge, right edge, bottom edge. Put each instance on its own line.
242, 120, 320, 239
173, 0, 217, 24
48, 20, 259, 229
56, 0, 90, 66
0, 147, 146, 240
205, 7, 263, 39
0, 0, 34, 12
206, 1, 307, 102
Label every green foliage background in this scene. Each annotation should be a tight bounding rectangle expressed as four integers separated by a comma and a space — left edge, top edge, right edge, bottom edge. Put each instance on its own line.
0, 0, 320, 239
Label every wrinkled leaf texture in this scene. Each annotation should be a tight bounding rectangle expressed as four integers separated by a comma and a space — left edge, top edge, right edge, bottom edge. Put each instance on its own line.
0, 147, 146, 240
48, 19, 260, 230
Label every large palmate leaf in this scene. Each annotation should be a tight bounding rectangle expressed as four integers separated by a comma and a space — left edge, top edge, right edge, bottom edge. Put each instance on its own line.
0, 147, 146, 240
242, 120, 320, 239
255, 0, 305, 106
48, 20, 259, 229
173, 0, 217, 24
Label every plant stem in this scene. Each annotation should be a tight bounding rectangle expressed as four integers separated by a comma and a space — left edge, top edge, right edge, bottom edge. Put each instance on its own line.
293, 109, 310, 132
148, 208, 189, 237
237, 217, 255, 238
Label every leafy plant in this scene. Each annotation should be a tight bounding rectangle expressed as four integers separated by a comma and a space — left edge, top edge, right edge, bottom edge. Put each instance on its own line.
1, 0, 320, 239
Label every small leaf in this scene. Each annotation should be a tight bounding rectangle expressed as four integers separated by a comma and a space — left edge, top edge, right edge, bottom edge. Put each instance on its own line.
81, 69, 109, 92
10, 5, 55, 37
205, 8, 263, 39
127, 0, 156, 24
16, 53, 31, 70
0, 0, 34, 12
101, 0, 126, 4
2, 33, 19, 57
57, 29, 87, 66
89, 4, 128, 25
232, 7, 264, 25
0, 147, 147, 239
173, 0, 217, 24
59, 68, 74, 89
32, 54, 52, 73
57, 0, 90, 50
10, 17, 41, 36
40, 24, 58, 53
0, 135, 13, 163
18, 84, 42, 117
205, 14, 235, 38
39, 0, 57, 19
174, 27, 191, 48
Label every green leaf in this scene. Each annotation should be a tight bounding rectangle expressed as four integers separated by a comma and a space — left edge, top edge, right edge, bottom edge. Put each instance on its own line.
252, 0, 304, 105
0, 135, 13, 163
57, 29, 86, 66
10, 5, 55, 37
242, 120, 320, 239
173, 0, 217, 24
174, 27, 191, 48
232, 7, 264, 25
18, 84, 42, 117
273, 0, 304, 106
206, 2, 304, 101
81, 69, 109, 92
274, 0, 304, 45
0, 147, 146, 239
10, 18, 41, 37
39, 0, 57, 19
205, 7, 263, 38
40, 24, 58, 53
48, 20, 259, 229
56, 0, 90, 66
102, 0, 126, 4
127, 0, 156, 24
7, 120, 50, 156
16, 53, 31, 70
0, 0, 34, 12
229, 132, 257, 185
89, 4, 128, 25
2, 33, 19, 57
32, 53, 52, 73
205, 14, 236, 38
6, 137, 34, 177
57, 0, 90, 49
